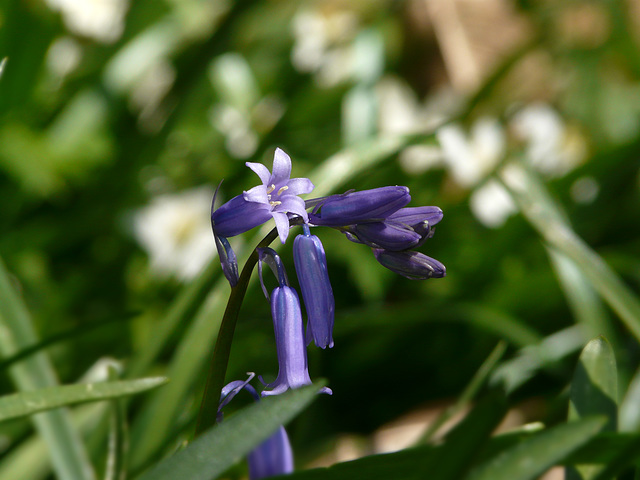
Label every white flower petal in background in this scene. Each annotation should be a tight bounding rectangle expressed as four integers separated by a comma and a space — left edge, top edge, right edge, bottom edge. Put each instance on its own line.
436, 117, 505, 187
399, 145, 444, 175
46, 0, 129, 43
46, 37, 82, 80
133, 186, 216, 281
470, 179, 517, 228
510, 102, 584, 177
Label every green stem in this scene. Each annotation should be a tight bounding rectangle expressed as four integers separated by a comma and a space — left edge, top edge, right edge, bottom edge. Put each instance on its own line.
195, 227, 279, 436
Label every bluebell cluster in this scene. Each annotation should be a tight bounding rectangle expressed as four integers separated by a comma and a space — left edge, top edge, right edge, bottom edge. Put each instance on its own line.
212, 148, 445, 478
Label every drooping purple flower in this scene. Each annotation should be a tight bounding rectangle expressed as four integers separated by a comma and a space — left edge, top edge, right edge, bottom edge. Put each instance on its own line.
373, 249, 446, 280
308, 186, 410, 226
248, 426, 294, 480
345, 206, 444, 251
211, 148, 314, 244
262, 285, 332, 396
218, 374, 294, 480
293, 225, 334, 349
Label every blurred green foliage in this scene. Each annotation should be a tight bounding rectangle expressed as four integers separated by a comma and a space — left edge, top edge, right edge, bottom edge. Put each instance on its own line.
1, 0, 640, 478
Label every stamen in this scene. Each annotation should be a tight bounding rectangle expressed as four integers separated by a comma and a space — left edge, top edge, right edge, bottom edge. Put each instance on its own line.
267, 184, 276, 194
270, 200, 282, 207
277, 185, 289, 196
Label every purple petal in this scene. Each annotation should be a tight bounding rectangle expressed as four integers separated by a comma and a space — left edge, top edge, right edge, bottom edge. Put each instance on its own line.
353, 222, 422, 251
387, 206, 443, 227
294, 229, 334, 349
218, 373, 256, 412
286, 177, 315, 196
271, 211, 291, 244
277, 196, 309, 222
212, 194, 272, 237
243, 185, 269, 204
272, 148, 292, 184
262, 286, 312, 396
246, 162, 272, 185
248, 426, 294, 480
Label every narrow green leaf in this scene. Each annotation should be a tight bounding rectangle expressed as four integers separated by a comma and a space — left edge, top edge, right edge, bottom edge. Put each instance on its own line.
569, 337, 618, 430
590, 434, 640, 480
548, 248, 615, 346
619, 366, 640, 432
491, 325, 586, 394
0, 256, 96, 480
418, 342, 507, 443
0, 402, 107, 480
500, 162, 640, 343
274, 431, 640, 480
419, 391, 508, 480
567, 336, 618, 480
138, 382, 323, 480
0, 377, 167, 423
104, 366, 128, 480
465, 417, 607, 480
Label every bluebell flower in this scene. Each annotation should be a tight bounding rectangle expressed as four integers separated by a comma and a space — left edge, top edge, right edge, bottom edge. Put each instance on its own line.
257, 248, 332, 396
293, 225, 334, 349
218, 374, 294, 480
308, 186, 410, 226
263, 285, 333, 396
211, 148, 315, 244
373, 249, 446, 279
346, 206, 444, 251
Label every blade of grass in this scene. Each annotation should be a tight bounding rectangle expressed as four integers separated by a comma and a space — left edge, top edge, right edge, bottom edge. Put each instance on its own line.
547, 248, 616, 348
499, 161, 640, 342
419, 391, 508, 479
619, 366, 640, 432
418, 342, 507, 444
567, 336, 618, 480
465, 417, 607, 480
491, 325, 586, 393
124, 259, 220, 379
0, 315, 133, 372
104, 366, 129, 480
0, 256, 96, 480
0, 377, 167, 423
0, 402, 107, 480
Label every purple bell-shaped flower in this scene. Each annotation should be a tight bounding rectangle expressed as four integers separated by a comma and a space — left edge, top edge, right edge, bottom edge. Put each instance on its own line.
257, 248, 332, 396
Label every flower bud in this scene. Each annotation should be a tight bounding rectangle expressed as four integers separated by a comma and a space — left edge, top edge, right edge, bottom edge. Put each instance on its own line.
373, 249, 446, 279
309, 186, 410, 226
293, 226, 334, 349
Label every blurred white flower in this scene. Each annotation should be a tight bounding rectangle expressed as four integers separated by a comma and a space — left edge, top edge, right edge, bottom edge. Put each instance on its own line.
133, 186, 216, 281
46, 37, 82, 80
470, 180, 517, 229
290, 8, 359, 87
510, 103, 584, 177
46, 0, 129, 43
437, 117, 505, 187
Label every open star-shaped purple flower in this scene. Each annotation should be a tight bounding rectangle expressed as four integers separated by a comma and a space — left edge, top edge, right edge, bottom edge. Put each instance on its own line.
243, 148, 314, 244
